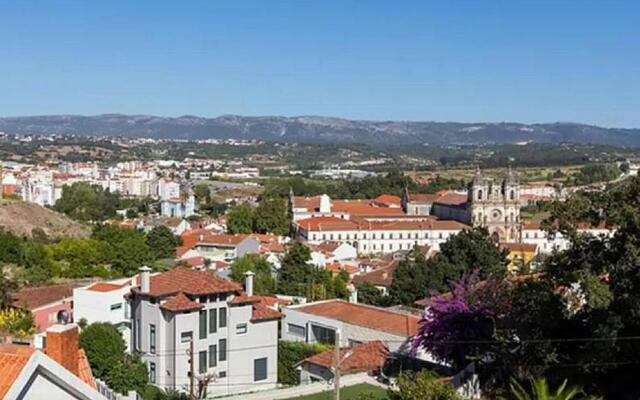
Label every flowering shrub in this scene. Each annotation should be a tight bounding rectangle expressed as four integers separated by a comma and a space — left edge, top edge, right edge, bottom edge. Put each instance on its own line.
0, 308, 36, 338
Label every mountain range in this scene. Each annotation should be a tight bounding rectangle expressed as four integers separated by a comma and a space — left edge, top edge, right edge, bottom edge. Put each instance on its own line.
1, 114, 639, 147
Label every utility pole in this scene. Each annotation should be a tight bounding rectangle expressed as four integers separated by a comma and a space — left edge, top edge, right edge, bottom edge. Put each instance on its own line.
334, 330, 340, 400
189, 338, 195, 399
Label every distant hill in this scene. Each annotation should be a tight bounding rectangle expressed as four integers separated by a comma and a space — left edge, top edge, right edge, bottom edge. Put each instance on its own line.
0, 200, 90, 240
1, 114, 639, 147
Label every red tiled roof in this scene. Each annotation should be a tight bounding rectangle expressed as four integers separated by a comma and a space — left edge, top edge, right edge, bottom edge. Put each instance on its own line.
131, 267, 241, 298
326, 262, 359, 275
433, 192, 467, 206
313, 241, 341, 253
0, 345, 34, 398
500, 242, 537, 253
251, 302, 283, 322
86, 281, 130, 293
298, 341, 389, 374
181, 256, 206, 267
160, 292, 204, 312
77, 349, 97, 389
296, 216, 467, 232
352, 264, 397, 287
0, 344, 96, 397
296, 216, 360, 231
12, 283, 78, 310
408, 193, 441, 203
228, 294, 285, 321
373, 195, 402, 206
292, 300, 419, 337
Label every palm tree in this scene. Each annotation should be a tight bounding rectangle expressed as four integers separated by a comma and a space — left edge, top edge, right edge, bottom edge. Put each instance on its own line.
510, 377, 601, 400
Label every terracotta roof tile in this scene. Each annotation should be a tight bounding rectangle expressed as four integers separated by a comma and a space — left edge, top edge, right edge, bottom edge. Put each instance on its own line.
298, 341, 389, 374
251, 302, 283, 322
160, 292, 204, 312
0, 345, 34, 398
291, 300, 419, 337
373, 194, 402, 206
352, 264, 397, 287
500, 242, 537, 253
433, 192, 467, 206
85, 281, 130, 293
131, 267, 241, 298
12, 283, 78, 310
77, 349, 96, 389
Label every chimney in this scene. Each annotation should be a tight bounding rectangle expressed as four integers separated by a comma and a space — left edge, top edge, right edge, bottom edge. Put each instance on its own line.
245, 271, 255, 297
349, 288, 358, 304
45, 324, 79, 376
140, 266, 152, 293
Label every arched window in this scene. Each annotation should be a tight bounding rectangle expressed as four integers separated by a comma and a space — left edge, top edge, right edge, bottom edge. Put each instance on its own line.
510, 190, 515, 200
477, 190, 483, 200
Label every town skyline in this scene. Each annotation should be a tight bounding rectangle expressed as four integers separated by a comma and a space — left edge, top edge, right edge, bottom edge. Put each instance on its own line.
1, 0, 639, 127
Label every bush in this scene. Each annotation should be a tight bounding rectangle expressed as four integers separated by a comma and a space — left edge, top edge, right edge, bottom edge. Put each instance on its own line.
278, 341, 332, 385
79, 322, 126, 379
0, 308, 36, 338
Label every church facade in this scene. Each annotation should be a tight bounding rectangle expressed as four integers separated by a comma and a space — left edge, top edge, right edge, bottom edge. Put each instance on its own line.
465, 168, 521, 241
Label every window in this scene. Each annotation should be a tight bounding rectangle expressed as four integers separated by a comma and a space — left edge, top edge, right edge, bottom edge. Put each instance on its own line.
209, 309, 217, 334
219, 339, 227, 361
149, 324, 156, 354
199, 351, 207, 374
439, 233, 443, 239
236, 323, 248, 335
110, 303, 122, 311
199, 310, 207, 339
219, 307, 227, 328
510, 190, 515, 200
136, 318, 141, 351
149, 362, 156, 384
219, 371, 227, 378
209, 345, 217, 367
181, 331, 193, 343
311, 324, 335, 345
199, 296, 207, 303
254, 358, 268, 382
208, 294, 217, 302
478, 190, 483, 200
288, 323, 305, 337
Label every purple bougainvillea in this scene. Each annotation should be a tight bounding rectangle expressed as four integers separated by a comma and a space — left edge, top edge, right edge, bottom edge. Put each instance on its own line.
411, 272, 510, 369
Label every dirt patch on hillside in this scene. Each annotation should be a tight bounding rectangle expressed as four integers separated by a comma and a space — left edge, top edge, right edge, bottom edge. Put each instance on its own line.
0, 200, 91, 240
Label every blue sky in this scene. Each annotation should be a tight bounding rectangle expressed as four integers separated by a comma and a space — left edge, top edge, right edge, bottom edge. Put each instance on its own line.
0, 0, 638, 127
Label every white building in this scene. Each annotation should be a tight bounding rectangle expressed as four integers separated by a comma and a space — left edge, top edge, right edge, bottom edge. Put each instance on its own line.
158, 179, 181, 200
283, 299, 419, 354
295, 216, 467, 255
73, 278, 136, 350
128, 267, 281, 397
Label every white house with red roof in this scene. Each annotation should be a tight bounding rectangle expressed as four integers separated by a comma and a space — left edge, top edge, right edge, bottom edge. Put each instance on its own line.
294, 215, 467, 255
283, 299, 419, 354
73, 277, 138, 350
128, 267, 281, 397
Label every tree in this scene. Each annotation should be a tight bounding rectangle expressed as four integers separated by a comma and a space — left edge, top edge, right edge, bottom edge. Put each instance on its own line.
193, 184, 211, 203
226, 203, 255, 234
278, 341, 331, 385
390, 230, 507, 306
510, 377, 599, 400
19, 241, 56, 283
92, 225, 154, 276
389, 370, 462, 400
106, 354, 148, 395
79, 322, 126, 379
54, 182, 121, 222
231, 254, 276, 294
254, 196, 289, 235
147, 226, 181, 259
411, 273, 509, 370
355, 283, 391, 307
0, 270, 18, 309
